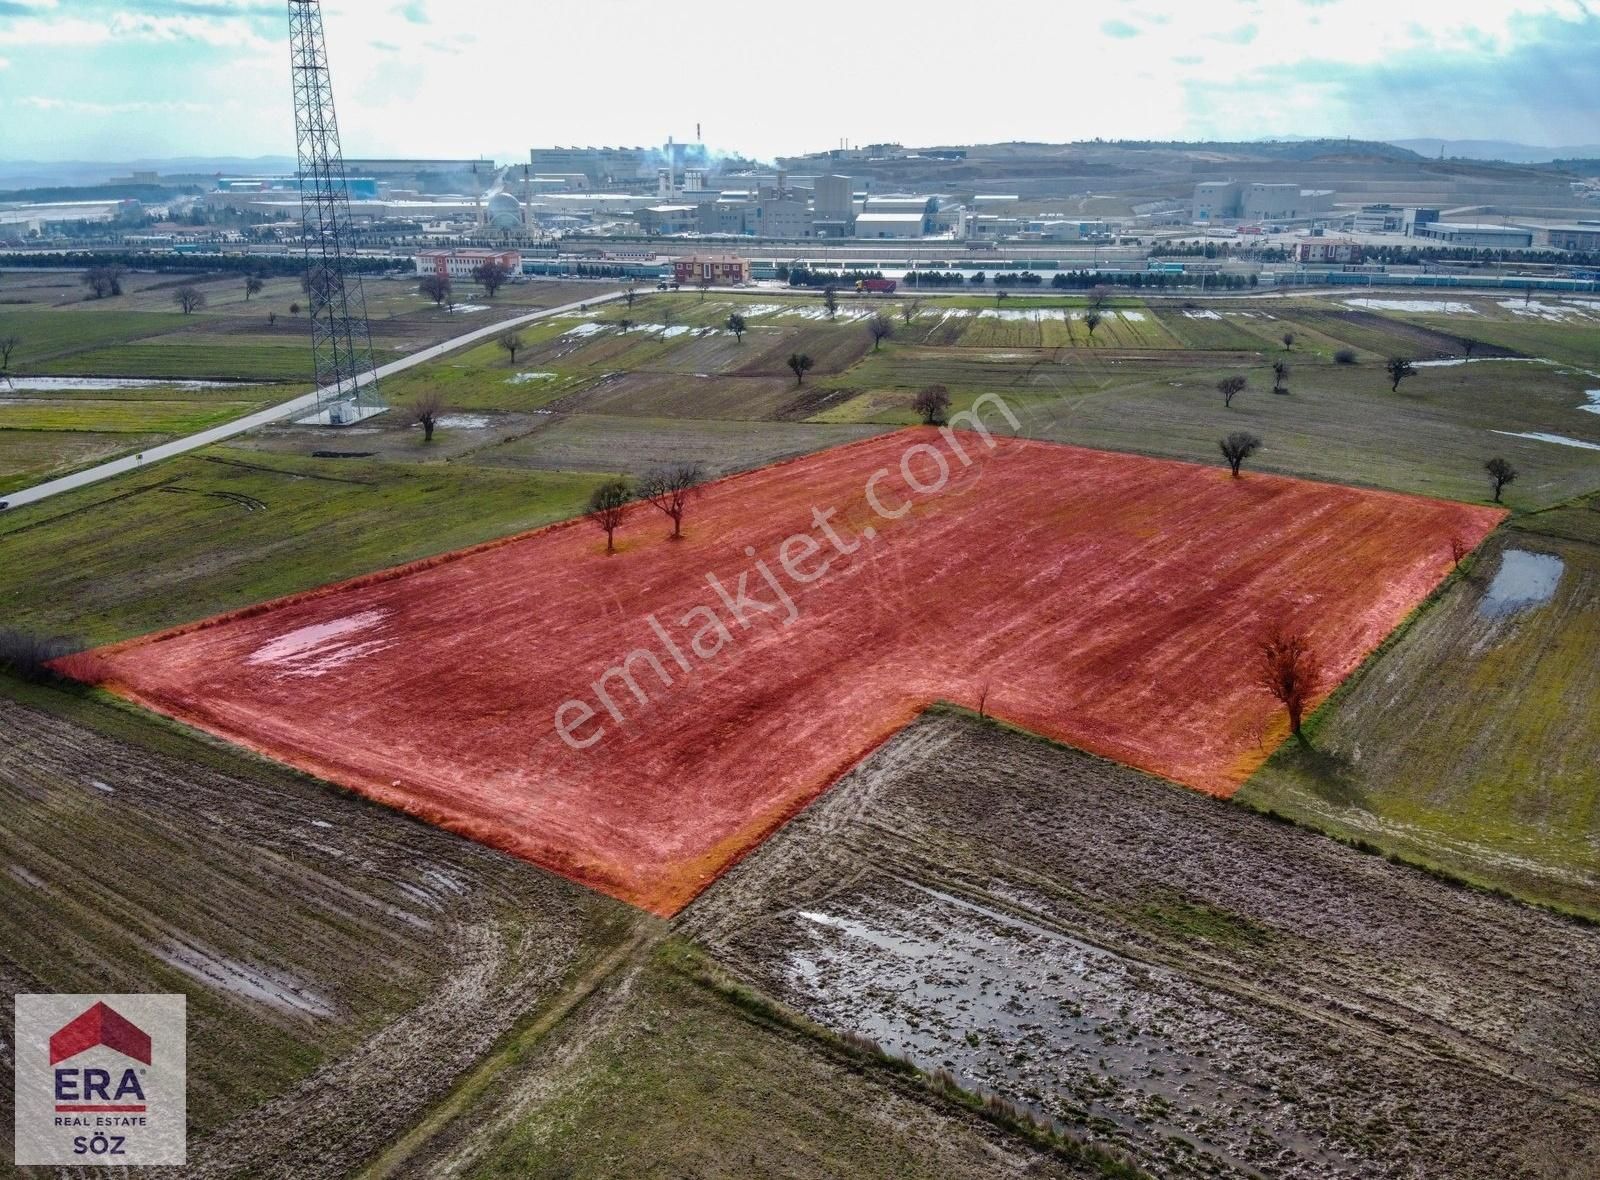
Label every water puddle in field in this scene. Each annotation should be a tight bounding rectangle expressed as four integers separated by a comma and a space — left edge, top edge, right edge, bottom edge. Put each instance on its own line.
1479, 550, 1564, 618
1492, 429, 1600, 451
1343, 298, 1477, 314
2, 376, 259, 390
245, 609, 395, 678
154, 939, 336, 1018
506, 371, 556, 384
561, 321, 605, 337
781, 881, 1340, 1177
434, 415, 491, 429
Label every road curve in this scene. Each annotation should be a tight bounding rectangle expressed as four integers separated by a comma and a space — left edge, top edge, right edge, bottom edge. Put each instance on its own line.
1, 288, 625, 512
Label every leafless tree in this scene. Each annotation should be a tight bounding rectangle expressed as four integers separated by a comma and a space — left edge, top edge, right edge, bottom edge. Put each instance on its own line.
405, 390, 447, 442
243, 274, 264, 301
1271, 359, 1289, 394
787, 352, 814, 386
1387, 356, 1416, 392
1217, 375, 1247, 407
0, 335, 18, 388
995, 289, 1010, 306
1256, 621, 1319, 745
900, 299, 922, 325
1448, 534, 1469, 568
823, 285, 838, 319
1485, 456, 1518, 503
470, 259, 511, 297
81, 265, 126, 299
868, 312, 895, 351
1280, 331, 1295, 351
587, 478, 634, 554
419, 274, 452, 307
726, 312, 746, 342
639, 461, 706, 539
697, 274, 712, 301
173, 285, 205, 315
267, 311, 277, 327
1088, 284, 1113, 311
616, 317, 635, 332
1219, 430, 1262, 477
1084, 309, 1103, 338
912, 384, 951, 425
497, 329, 525, 364
624, 286, 637, 309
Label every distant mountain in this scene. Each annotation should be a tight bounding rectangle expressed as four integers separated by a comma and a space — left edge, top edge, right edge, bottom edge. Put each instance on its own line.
1389, 139, 1600, 164
0, 157, 297, 189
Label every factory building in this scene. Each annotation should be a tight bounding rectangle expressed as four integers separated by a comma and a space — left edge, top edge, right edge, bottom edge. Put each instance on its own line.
855, 211, 925, 239
813, 174, 855, 222
638, 204, 701, 235
1193, 181, 1328, 224
1412, 222, 1534, 248
414, 248, 522, 279
1539, 222, 1600, 252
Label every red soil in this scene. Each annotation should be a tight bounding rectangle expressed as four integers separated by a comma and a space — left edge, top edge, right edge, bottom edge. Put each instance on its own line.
91, 430, 1503, 915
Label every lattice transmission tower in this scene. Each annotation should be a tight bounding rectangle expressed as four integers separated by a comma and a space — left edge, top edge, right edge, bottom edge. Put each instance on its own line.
288, 0, 383, 424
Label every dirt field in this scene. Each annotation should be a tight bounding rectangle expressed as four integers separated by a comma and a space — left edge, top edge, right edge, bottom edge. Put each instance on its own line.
83, 430, 1498, 915
684, 710, 1600, 1179
0, 683, 639, 1178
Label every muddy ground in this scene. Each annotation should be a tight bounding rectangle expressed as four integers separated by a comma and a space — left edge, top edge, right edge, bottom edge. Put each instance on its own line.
0, 689, 639, 1179
684, 710, 1600, 1179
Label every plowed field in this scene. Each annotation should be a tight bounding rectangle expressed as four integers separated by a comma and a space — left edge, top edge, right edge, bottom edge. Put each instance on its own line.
87, 428, 1502, 914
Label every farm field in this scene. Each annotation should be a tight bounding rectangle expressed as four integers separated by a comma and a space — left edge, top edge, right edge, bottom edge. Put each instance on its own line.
1239, 490, 1600, 918
685, 710, 1600, 1179
84, 430, 1498, 915
0, 680, 641, 1179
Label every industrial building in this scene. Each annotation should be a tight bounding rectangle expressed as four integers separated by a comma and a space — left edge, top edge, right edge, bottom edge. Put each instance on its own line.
813, 175, 855, 221
414, 248, 522, 279
1539, 222, 1600, 252
854, 211, 925, 239
1412, 222, 1534, 249
638, 204, 701, 235
1297, 240, 1364, 263
1192, 181, 1330, 224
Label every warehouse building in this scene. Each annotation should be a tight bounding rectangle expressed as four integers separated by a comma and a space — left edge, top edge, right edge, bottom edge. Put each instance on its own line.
1539, 222, 1600, 252
855, 211, 925, 239
1413, 222, 1534, 248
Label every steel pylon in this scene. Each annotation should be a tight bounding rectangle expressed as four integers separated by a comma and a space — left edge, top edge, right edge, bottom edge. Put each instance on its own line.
288, 0, 382, 422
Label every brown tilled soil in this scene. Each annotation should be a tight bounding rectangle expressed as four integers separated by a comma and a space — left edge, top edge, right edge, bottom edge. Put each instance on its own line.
0, 690, 641, 1179
683, 710, 1600, 1180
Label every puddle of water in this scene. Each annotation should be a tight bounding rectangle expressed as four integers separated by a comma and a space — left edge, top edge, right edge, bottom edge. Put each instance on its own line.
434, 414, 490, 429
154, 940, 336, 1018
2, 376, 259, 390
245, 609, 394, 678
1493, 429, 1600, 452
1479, 549, 1564, 618
1343, 298, 1476, 314
506, 371, 556, 384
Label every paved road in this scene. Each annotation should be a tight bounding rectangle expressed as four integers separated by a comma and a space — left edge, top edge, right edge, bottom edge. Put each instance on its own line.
1, 289, 624, 512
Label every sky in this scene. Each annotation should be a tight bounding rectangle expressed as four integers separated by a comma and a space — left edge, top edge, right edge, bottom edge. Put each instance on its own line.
1, 0, 1598, 164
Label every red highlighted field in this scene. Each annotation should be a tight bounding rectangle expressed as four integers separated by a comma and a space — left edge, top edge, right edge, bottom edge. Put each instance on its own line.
91, 429, 1502, 915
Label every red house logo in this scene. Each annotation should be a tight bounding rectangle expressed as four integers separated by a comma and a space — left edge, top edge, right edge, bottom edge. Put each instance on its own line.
49, 1002, 152, 1114
50, 1002, 152, 1067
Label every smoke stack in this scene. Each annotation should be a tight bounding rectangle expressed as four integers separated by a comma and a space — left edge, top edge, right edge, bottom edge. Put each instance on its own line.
696, 122, 701, 141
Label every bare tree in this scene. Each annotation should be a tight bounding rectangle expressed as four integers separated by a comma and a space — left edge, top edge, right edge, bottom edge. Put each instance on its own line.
616, 317, 635, 332
1462, 338, 1478, 360
1485, 456, 1518, 503
995, 289, 1010, 306
624, 286, 637, 309
1386, 356, 1416, 392
173, 285, 205, 315
1280, 331, 1295, 351
405, 390, 447, 442
1217, 375, 1247, 407
419, 274, 452, 307
1271, 359, 1289, 394
470, 259, 511, 297
786, 352, 814, 386
1448, 534, 1469, 568
587, 478, 634, 554
912, 384, 951, 425
289, 302, 301, 316
81, 264, 127, 299
267, 311, 277, 327
868, 312, 895, 351
1256, 621, 1319, 746
1084, 309, 1103, 338
726, 312, 746, 342
0, 335, 18, 388
639, 461, 706, 539
496, 329, 525, 364
243, 274, 265, 301
1219, 430, 1262, 477
822, 285, 838, 319
697, 274, 712, 302
900, 299, 922, 325
1087, 284, 1112, 311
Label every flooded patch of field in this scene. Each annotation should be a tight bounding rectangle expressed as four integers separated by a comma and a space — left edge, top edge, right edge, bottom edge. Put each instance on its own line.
1479, 549, 1565, 618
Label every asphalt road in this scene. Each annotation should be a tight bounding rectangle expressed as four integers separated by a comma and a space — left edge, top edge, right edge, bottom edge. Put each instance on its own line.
1, 289, 624, 512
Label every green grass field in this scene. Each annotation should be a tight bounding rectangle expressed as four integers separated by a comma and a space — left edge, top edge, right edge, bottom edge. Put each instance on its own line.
0, 449, 607, 643
1238, 491, 1600, 918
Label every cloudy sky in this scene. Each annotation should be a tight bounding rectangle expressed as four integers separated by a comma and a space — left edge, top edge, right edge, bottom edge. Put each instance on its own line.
1, 0, 1597, 163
